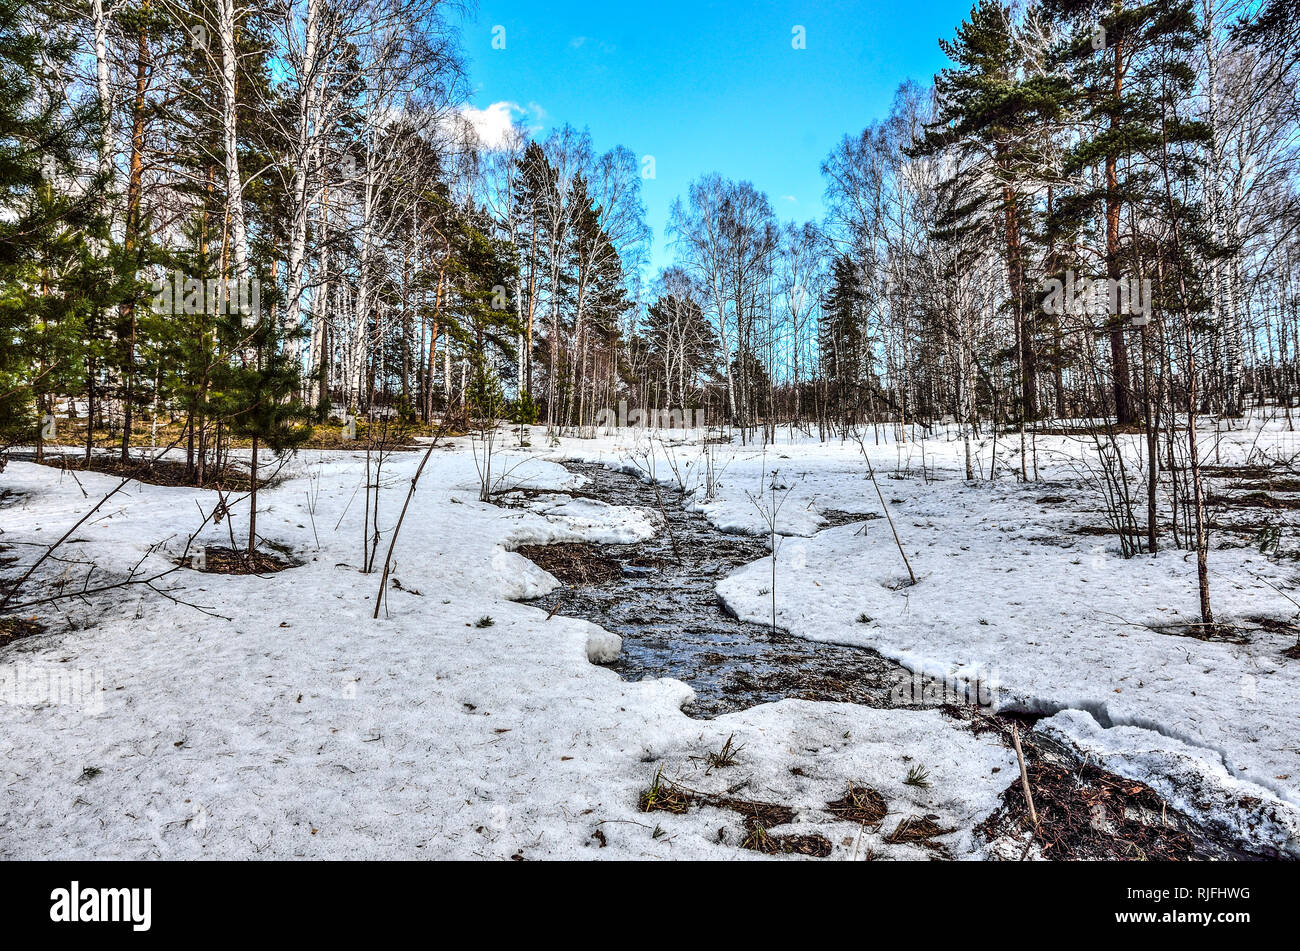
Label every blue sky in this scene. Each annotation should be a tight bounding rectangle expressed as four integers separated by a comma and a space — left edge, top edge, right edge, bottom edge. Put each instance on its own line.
460, 0, 973, 275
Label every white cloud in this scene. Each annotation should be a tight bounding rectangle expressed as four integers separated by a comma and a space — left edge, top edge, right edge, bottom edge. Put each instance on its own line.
459, 101, 546, 149
460, 101, 520, 149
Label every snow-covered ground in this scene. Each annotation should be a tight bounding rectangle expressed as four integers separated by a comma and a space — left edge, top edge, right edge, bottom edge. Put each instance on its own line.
1, 414, 1297, 858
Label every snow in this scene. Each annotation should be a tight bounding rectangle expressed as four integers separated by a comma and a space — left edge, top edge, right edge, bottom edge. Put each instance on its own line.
2, 415, 1298, 858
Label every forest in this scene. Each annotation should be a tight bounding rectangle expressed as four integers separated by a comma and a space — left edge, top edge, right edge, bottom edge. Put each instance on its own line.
3, 0, 1296, 453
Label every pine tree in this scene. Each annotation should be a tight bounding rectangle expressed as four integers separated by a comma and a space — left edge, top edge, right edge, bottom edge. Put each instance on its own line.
511, 141, 559, 397
0, 0, 103, 451
216, 304, 312, 557
1046, 0, 1209, 424
914, 1, 1068, 421
819, 253, 874, 418
444, 208, 520, 422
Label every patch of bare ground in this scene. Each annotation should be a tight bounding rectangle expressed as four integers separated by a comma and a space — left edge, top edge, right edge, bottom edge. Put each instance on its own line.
1208, 491, 1300, 511
826, 783, 888, 826
181, 546, 296, 575
958, 710, 1261, 860
819, 509, 881, 528
1146, 620, 1251, 644
1030, 423, 1148, 437
977, 758, 1205, 860
1207, 518, 1278, 534
1072, 524, 1146, 538
1202, 463, 1290, 480
34, 453, 263, 492
300, 426, 425, 451
722, 666, 905, 708
1252, 616, 1300, 659
638, 771, 691, 815
1244, 614, 1299, 638
0, 547, 20, 601
741, 825, 833, 857
513, 543, 622, 585
0, 615, 45, 648
493, 486, 603, 505
885, 815, 956, 857
710, 797, 831, 857
1229, 478, 1300, 493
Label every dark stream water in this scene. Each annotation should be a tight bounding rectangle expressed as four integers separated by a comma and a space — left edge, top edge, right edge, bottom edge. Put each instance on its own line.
520, 461, 941, 719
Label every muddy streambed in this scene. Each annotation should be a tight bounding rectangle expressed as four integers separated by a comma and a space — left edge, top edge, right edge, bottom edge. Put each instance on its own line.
506, 459, 1272, 860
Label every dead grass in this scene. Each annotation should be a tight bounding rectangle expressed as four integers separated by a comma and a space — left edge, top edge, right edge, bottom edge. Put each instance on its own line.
1073, 524, 1147, 538
1244, 614, 1300, 638
885, 814, 954, 845
1254, 614, 1300, 659
182, 546, 296, 576
977, 757, 1206, 860
1229, 478, 1300, 493
705, 734, 743, 770
825, 783, 888, 825
966, 713, 1228, 860
819, 509, 882, 527
0, 615, 45, 648
1031, 423, 1148, 437
1203, 464, 1288, 480
740, 823, 833, 857
638, 767, 691, 815
48, 417, 444, 452
300, 422, 431, 451
719, 797, 832, 857
514, 543, 623, 586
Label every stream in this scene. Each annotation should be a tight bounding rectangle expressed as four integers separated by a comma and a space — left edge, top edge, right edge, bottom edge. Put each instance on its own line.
518, 461, 927, 719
